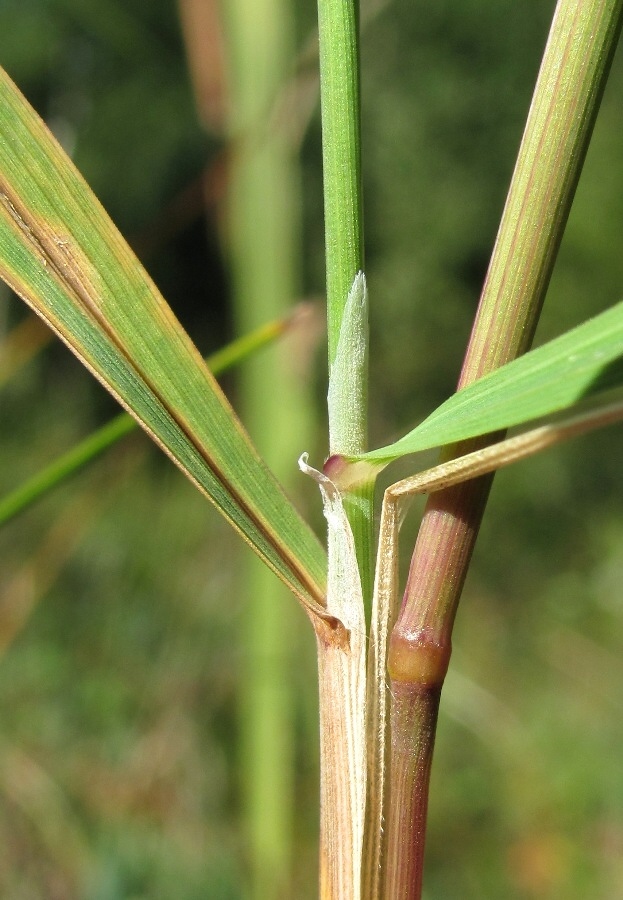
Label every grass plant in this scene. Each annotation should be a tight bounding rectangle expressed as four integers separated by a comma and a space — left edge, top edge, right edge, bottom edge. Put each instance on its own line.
1, 0, 623, 896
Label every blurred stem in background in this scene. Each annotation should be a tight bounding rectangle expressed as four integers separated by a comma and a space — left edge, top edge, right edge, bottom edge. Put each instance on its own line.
179, 0, 314, 896
0, 312, 299, 526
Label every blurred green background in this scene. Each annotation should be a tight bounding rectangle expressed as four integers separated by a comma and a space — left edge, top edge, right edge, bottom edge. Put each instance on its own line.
2, 0, 623, 897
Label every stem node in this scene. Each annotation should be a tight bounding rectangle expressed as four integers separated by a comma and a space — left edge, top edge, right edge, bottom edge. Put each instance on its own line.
388, 628, 451, 689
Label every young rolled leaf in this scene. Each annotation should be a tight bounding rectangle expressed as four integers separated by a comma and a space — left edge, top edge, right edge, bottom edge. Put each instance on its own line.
0, 66, 327, 617
355, 298, 623, 465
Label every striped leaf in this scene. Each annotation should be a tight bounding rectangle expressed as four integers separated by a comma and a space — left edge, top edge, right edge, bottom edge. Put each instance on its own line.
0, 67, 327, 618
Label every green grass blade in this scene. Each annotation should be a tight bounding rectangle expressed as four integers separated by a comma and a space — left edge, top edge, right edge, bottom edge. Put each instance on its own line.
0, 314, 294, 525
357, 299, 623, 463
0, 66, 327, 615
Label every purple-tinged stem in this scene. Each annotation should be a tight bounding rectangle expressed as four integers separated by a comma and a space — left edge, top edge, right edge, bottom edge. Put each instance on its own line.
383, 1, 623, 897
384, 685, 441, 898
384, 475, 490, 899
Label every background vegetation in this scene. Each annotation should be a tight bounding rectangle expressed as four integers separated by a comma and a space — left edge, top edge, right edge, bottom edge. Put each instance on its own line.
2, 0, 623, 896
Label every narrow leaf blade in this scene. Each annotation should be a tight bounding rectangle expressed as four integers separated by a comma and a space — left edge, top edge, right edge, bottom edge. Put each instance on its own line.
0, 67, 327, 613
359, 299, 623, 463
0, 315, 296, 525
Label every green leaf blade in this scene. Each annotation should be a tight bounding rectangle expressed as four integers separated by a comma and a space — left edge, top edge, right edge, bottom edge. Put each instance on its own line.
0, 67, 326, 613
359, 299, 623, 464
0, 315, 298, 526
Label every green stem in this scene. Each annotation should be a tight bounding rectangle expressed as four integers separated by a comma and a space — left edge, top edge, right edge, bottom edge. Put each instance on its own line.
384, 1, 623, 896
224, 0, 310, 894
315, 6, 374, 895
317, 0, 373, 607
317, 0, 364, 367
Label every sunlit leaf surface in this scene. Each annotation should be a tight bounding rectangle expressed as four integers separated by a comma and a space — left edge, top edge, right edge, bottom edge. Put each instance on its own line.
359, 299, 623, 463
0, 67, 327, 615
